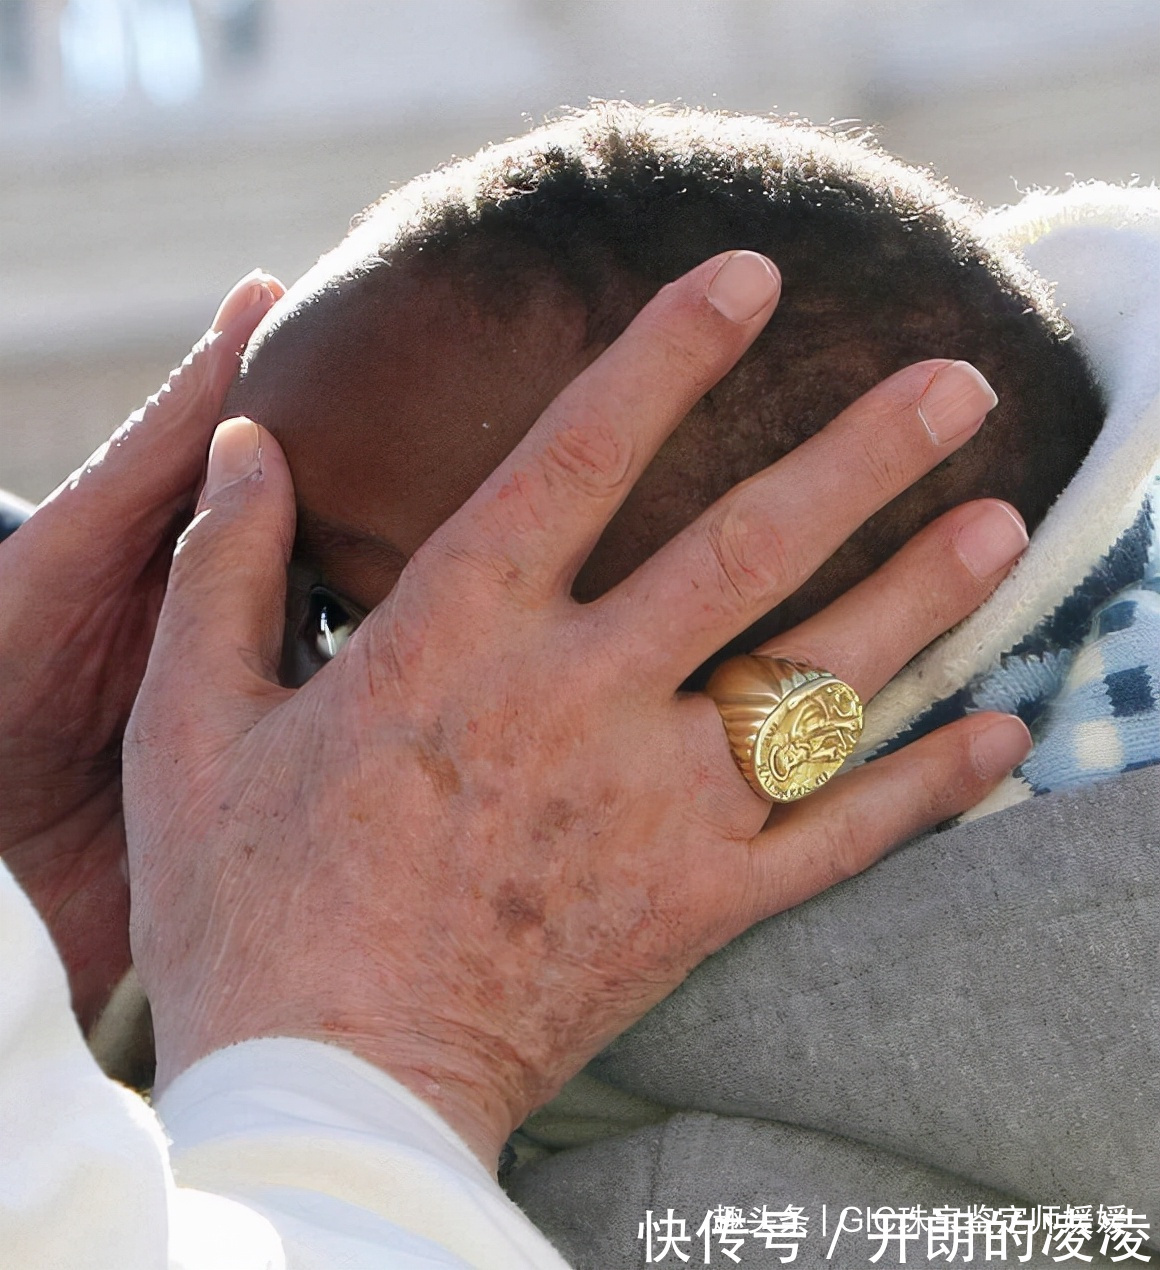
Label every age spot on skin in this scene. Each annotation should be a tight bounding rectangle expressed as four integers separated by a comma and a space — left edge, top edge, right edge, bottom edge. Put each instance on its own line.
492, 879, 547, 940
416, 722, 462, 797
531, 797, 579, 846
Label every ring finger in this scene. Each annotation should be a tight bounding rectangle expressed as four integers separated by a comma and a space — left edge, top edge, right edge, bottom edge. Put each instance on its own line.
671, 497, 1027, 830
749, 497, 1028, 702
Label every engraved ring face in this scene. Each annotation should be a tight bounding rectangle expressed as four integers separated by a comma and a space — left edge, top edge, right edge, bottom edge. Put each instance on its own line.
753, 678, 863, 801
704, 655, 865, 803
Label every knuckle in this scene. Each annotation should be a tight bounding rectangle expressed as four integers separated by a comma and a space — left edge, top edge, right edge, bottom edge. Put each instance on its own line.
908, 727, 988, 818
420, 533, 542, 607
954, 726, 996, 799
911, 761, 954, 822
856, 428, 915, 500
170, 507, 214, 576
540, 408, 635, 502
123, 702, 151, 755
170, 501, 272, 593
648, 319, 715, 385
139, 337, 213, 427
887, 732, 985, 832
705, 502, 798, 610
813, 806, 874, 889
126, 684, 192, 762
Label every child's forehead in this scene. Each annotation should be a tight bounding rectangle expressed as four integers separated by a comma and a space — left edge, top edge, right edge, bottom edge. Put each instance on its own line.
226, 265, 599, 609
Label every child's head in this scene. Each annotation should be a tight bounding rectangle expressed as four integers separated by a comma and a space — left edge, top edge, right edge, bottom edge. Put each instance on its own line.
222, 104, 1103, 684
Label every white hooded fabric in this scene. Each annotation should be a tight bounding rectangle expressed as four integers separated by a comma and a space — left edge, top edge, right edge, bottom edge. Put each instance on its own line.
862, 183, 1160, 816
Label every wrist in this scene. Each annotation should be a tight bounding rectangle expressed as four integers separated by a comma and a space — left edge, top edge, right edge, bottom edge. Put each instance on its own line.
344, 1032, 529, 1170
151, 1001, 530, 1170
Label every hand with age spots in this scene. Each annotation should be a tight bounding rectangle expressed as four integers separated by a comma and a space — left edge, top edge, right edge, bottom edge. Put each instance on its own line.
0, 271, 281, 1029
125, 251, 1032, 1168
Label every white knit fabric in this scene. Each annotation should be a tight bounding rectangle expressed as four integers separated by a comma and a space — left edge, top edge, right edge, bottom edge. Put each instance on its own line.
855, 183, 1160, 818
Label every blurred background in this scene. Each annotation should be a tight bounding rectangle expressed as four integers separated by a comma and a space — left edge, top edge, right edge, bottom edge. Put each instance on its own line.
2, 0, 1158, 500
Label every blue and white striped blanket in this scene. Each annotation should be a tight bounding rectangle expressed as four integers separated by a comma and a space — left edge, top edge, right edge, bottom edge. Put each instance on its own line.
1020, 495, 1160, 795
859, 184, 1160, 819
875, 487, 1160, 802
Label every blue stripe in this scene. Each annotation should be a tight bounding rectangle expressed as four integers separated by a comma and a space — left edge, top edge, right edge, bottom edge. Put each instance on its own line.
1105, 666, 1155, 717
869, 489, 1160, 806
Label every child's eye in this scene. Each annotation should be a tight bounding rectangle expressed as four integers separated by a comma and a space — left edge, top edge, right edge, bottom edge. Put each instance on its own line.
307, 588, 361, 662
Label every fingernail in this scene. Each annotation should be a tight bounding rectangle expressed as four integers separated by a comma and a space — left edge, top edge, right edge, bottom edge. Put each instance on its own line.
971, 715, 1033, 779
205, 418, 261, 497
211, 269, 277, 335
706, 251, 781, 324
954, 501, 1028, 580
917, 361, 998, 445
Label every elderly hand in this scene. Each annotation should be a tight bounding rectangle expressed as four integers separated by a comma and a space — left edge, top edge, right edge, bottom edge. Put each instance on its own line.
126, 251, 1030, 1166
0, 271, 282, 1028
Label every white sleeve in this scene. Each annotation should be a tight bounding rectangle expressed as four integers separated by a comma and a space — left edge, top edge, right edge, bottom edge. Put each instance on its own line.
154, 1037, 572, 1270
0, 857, 569, 1269
0, 857, 281, 1270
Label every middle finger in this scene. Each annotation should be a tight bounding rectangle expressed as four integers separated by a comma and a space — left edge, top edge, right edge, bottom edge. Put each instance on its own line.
599, 358, 998, 687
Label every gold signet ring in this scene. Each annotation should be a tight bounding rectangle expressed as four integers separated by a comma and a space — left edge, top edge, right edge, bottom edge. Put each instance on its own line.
705, 655, 864, 802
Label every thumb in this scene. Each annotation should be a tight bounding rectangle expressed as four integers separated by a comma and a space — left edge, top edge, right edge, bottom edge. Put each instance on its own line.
138, 418, 296, 735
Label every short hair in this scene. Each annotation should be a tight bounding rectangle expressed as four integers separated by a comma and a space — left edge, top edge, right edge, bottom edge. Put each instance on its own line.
241, 103, 1103, 617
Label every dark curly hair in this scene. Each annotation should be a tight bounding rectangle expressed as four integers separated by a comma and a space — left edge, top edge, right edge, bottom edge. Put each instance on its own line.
239, 103, 1103, 626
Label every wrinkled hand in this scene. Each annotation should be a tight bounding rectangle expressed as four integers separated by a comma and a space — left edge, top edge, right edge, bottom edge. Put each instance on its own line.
0, 271, 282, 1028
126, 252, 1030, 1166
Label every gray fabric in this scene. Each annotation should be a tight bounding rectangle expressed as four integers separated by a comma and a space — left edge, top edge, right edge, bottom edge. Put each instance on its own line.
510, 1113, 1120, 1268
578, 766, 1159, 1217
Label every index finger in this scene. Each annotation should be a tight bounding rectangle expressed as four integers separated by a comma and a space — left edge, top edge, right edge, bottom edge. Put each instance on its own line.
426, 251, 781, 602
5, 272, 284, 586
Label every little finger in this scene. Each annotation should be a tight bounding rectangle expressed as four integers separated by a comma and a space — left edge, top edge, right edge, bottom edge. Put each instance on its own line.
733, 712, 1032, 929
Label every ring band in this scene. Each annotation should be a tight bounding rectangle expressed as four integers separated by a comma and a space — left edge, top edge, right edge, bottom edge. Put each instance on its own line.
705, 655, 864, 802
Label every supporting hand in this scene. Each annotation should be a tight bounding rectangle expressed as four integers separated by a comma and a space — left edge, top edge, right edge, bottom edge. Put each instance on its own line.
0, 271, 282, 1027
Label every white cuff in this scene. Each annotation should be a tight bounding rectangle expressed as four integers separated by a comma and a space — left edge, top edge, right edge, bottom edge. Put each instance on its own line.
156, 1037, 570, 1270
